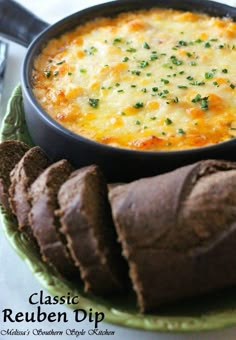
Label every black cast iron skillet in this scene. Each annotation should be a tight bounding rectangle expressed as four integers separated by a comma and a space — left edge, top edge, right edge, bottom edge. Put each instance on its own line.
1, 0, 236, 181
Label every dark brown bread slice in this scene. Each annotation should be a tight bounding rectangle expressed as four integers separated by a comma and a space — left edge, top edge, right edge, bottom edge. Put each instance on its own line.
29, 159, 79, 280
0, 140, 30, 210
109, 160, 236, 312
57, 165, 128, 296
9, 146, 50, 235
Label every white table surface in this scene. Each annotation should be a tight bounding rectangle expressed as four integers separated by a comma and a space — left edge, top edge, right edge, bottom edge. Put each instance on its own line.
1, 1, 236, 339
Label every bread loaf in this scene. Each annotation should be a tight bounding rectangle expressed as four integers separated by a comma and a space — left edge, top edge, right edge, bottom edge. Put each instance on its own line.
109, 160, 236, 312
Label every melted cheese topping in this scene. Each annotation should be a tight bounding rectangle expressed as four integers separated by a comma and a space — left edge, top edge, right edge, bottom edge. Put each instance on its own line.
33, 8, 236, 151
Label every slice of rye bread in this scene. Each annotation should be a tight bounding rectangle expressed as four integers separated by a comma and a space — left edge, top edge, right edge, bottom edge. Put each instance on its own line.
9, 146, 50, 235
0, 140, 30, 211
29, 159, 79, 280
109, 159, 236, 312
57, 165, 128, 296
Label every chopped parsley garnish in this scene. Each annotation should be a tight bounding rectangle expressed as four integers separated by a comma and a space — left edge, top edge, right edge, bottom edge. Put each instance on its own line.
191, 94, 202, 103
53, 71, 58, 77
113, 38, 122, 44
151, 116, 157, 120
204, 42, 211, 48
88, 46, 97, 55
89, 98, 99, 108
179, 71, 185, 75
191, 94, 208, 110
161, 79, 170, 84
122, 56, 129, 62
213, 81, 219, 87
146, 73, 152, 76
133, 102, 144, 109
131, 70, 141, 76
190, 81, 205, 86
118, 89, 124, 93
178, 128, 186, 135
200, 98, 208, 110
126, 48, 136, 53
80, 68, 87, 73
172, 97, 179, 103
165, 118, 173, 125
67, 72, 72, 76
56, 60, 65, 65
190, 61, 197, 66
205, 72, 214, 79
152, 87, 158, 92
158, 89, 169, 98
178, 40, 188, 46
150, 54, 158, 61
141, 88, 147, 93
135, 120, 141, 125
131, 84, 137, 88
143, 42, 151, 49
170, 55, 183, 66
140, 60, 149, 68
222, 69, 228, 73
178, 85, 188, 89
44, 70, 51, 78
230, 83, 235, 89
186, 76, 194, 80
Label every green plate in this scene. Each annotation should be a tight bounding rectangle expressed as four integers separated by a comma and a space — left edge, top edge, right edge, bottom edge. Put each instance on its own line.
1, 85, 236, 333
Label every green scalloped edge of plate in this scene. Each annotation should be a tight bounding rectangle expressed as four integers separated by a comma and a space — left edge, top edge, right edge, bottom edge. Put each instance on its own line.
1, 85, 236, 333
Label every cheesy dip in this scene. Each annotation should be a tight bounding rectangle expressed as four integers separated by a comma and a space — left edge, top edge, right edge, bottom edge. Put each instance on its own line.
33, 8, 236, 151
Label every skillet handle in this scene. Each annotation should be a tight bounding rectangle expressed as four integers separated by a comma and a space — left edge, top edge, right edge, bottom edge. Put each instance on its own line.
0, 0, 49, 47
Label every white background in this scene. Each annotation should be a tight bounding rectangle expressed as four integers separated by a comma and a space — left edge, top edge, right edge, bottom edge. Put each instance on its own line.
1, 1, 236, 339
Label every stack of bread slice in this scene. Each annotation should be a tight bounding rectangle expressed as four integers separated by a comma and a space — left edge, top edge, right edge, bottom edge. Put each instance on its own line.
1, 140, 236, 313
